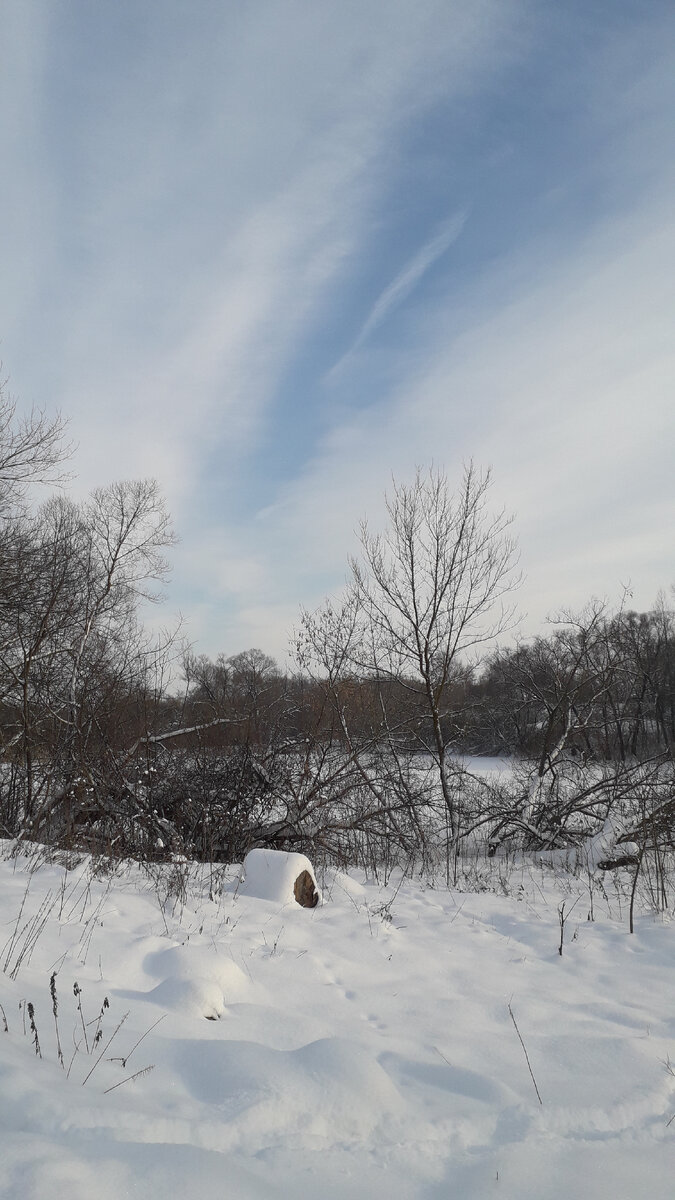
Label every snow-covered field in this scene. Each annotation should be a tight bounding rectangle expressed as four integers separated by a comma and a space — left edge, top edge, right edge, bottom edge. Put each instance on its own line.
0, 842, 673, 1199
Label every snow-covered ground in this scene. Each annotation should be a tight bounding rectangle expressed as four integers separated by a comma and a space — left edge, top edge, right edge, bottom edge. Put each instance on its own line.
0, 842, 673, 1199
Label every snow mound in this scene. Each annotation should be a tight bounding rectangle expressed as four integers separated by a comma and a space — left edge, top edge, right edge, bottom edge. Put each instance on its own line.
321, 867, 367, 905
144, 944, 249, 992
142, 944, 251, 1019
171, 1034, 403, 1147
236, 849, 320, 906
147, 975, 230, 1020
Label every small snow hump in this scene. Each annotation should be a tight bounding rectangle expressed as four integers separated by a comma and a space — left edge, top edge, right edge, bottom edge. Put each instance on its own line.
240, 849, 320, 907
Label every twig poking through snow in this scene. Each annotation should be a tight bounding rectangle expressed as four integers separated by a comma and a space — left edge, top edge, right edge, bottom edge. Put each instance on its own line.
508, 1003, 542, 1105
112, 1013, 165, 1070
104, 1064, 155, 1094
50, 973, 64, 1067
81, 1012, 129, 1085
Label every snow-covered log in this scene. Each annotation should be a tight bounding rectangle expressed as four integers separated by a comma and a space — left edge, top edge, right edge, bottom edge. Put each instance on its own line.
239, 849, 320, 907
533, 814, 639, 874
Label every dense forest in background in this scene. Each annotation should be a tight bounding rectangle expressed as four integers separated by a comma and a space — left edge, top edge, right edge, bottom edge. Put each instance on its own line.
1, 387, 673, 880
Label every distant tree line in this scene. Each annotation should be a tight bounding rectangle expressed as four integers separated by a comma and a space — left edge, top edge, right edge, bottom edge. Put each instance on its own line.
0, 384, 673, 874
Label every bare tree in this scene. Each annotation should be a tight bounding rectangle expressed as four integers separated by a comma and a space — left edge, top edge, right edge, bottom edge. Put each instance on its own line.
0, 478, 177, 840
299, 465, 519, 853
0, 381, 70, 517
355, 465, 519, 846
53, 481, 176, 811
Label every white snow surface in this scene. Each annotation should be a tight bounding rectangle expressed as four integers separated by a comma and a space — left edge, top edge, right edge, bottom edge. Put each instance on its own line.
0, 843, 673, 1199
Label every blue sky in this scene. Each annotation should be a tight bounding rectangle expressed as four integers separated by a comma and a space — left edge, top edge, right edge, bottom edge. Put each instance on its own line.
1, 1, 674, 661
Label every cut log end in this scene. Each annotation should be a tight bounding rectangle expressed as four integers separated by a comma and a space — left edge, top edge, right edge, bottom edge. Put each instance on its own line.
294, 869, 319, 908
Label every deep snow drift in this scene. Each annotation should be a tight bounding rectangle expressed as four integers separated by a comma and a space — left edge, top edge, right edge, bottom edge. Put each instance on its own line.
0, 842, 673, 1199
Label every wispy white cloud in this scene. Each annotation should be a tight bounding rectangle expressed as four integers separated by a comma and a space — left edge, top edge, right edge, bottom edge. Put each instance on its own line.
258, 189, 675, 654
344, 211, 467, 358
1, 2, 521, 507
